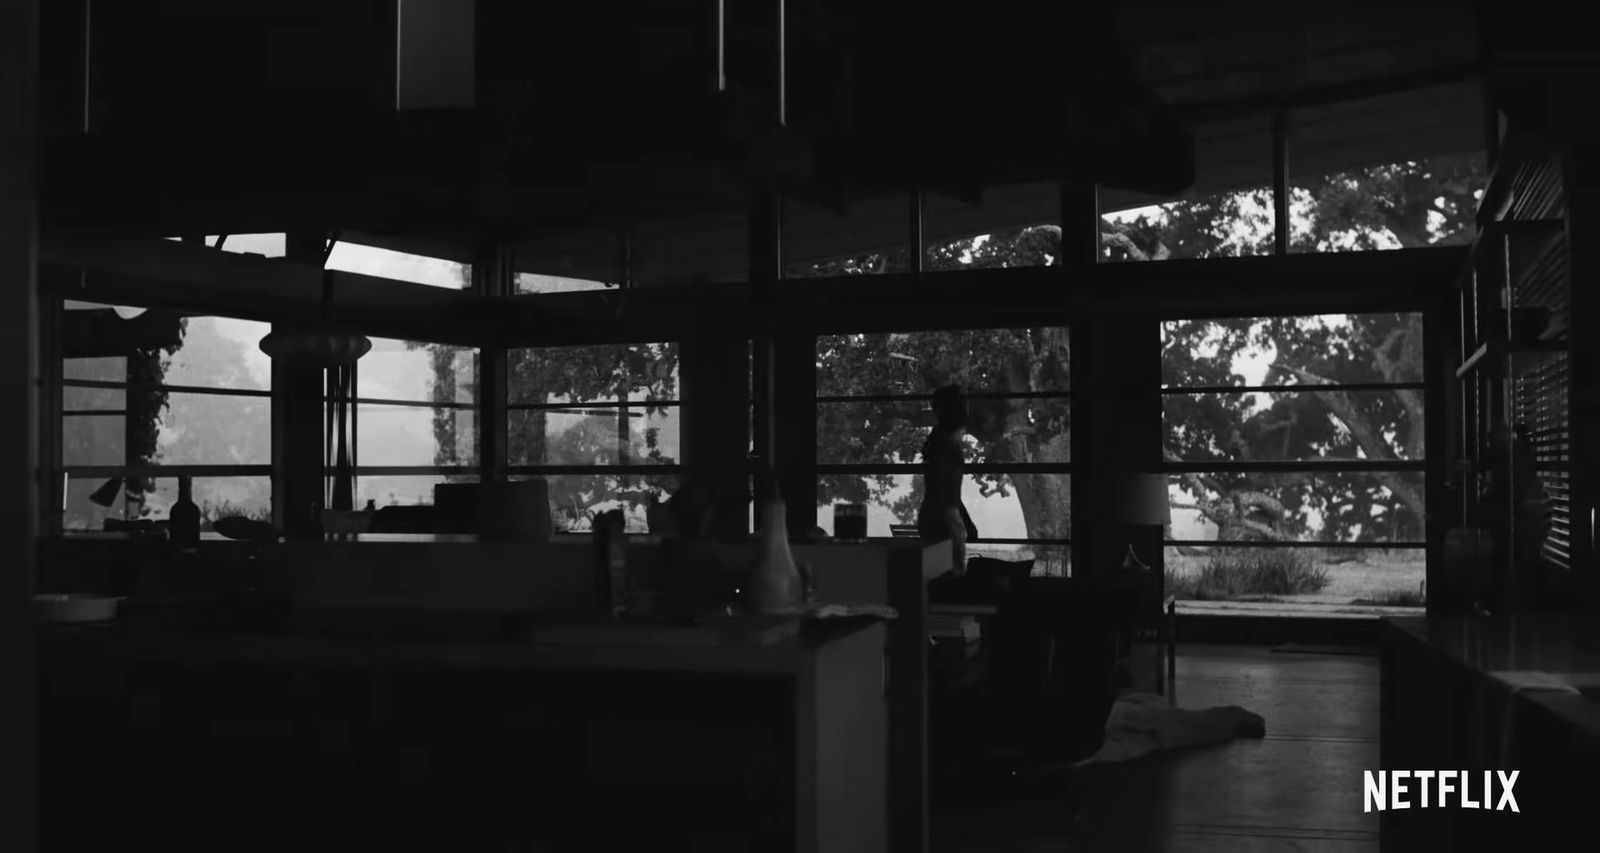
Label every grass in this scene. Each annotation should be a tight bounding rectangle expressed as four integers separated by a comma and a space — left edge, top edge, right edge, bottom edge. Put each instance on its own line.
1164, 546, 1426, 609
1165, 548, 1331, 601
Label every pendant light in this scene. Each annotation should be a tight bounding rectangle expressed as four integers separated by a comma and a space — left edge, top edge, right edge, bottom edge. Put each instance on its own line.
257, 269, 372, 368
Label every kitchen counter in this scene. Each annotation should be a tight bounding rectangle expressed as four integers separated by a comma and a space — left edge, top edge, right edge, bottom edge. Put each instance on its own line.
37, 611, 890, 853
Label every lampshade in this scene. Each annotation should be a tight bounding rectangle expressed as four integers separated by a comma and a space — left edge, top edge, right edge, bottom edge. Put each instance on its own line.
1116, 473, 1172, 526
258, 327, 372, 368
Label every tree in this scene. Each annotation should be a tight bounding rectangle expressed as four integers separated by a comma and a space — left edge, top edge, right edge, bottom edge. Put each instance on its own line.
422, 153, 1483, 549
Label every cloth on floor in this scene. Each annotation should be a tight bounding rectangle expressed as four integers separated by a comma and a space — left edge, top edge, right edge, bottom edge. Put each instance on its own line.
1072, 691, 1266, 766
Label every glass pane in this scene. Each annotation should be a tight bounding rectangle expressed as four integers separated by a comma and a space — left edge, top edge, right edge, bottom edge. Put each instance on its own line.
514, 229, 620, 293
1289, 153, 1487, 252
817, 328, 1071, 396
1163, 390, 1423, 462
359, 339, 478, 404
1164, 545, 1425, 608
325, 242, 471, 289
63, 357, 125, 383
1100, 116, 1275, 262
815, 472, 1071, 541
817, 397, 1071, 465
1167, 471, 1425, 544
531, 474, 679, 534
515, 273, 614, 294
1101, 187, 1274, 261
967, 542, 1072, 578
355, 473, 479, 509
161, 316, 273, 391
508, 343, 680, 405
784, 194, 910, 278
508, 405, 679, 467
154, 392, 273, 465
1161, 313, 1424, 386
216, 233, 286, 258
63, 414, 125, 466
925, 182, 1062, 270
356, 405, 478, 467
63, 475, 272, 532
64, 385, 125, 411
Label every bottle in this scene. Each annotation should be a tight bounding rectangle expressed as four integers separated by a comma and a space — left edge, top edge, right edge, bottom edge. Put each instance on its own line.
593, 510, 628, 619
170, 475, 201, 554
749, 499, 805, 615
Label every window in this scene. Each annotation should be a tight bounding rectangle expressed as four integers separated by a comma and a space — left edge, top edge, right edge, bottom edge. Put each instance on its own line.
325, 242, 471, 289
334, 337, 480, 508
924, 182, 1062, 270
1287, 83, 1487, 253
514, 230, 620, 294
1288, 153, 1487, 252
815, 327, 1072, 576
507, 342, 680, 533
1100, 116, 1276, 262
59, 302, 273, 531
1161, 313, 1426, 608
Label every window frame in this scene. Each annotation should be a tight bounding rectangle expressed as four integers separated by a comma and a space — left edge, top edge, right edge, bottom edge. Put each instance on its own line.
503, 341, 682, 533
56, 302, 275, 532
812, 326, 1075, 571
1158, 312, 1430, 565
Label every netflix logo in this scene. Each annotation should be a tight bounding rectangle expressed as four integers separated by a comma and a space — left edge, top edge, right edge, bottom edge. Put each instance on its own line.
1364, 771, 1520, 813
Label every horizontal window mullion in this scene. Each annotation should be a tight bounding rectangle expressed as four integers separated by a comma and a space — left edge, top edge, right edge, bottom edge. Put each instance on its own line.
507, 400, 680, 411
337, 466, 480, 477
65, 465, 272, 478
343, 397, 481, 410
506, 464, 681, 477
1165, 539, 1426, 549
970, 538, 1072, 546
1161, 459, 1424, 474
63, 410, 127, 417
63, 379, 272, 398
1161, 382, 1424, 395
816, 462, 1073, 475
817, 391, 1070, 404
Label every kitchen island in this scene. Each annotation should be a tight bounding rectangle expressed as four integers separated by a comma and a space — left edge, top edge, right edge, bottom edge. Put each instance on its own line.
37, 610, 889, 853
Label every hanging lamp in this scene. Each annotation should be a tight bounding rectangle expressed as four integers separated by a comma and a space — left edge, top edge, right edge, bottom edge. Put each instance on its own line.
257, 268, 372, 368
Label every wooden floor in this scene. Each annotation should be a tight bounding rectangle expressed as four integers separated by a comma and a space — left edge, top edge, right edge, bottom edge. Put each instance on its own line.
932, 643, 1380, 853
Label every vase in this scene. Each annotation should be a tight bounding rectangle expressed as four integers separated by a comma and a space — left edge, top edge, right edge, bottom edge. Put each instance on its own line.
749, 499, 806, 615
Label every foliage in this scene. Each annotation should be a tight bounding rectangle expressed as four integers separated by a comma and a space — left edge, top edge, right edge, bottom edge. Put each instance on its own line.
421, 153, 1484, 546
1165, 548, 1331, 600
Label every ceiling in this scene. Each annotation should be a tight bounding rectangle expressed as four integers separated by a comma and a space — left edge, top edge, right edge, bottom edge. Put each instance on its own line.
39, 0, 1494, 281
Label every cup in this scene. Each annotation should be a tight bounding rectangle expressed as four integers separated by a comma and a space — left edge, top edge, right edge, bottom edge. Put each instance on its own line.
834, 504, 868, 540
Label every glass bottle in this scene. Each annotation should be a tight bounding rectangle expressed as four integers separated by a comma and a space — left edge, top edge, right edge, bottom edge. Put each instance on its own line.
170, 475, 201, 554
749, 499, 804, 615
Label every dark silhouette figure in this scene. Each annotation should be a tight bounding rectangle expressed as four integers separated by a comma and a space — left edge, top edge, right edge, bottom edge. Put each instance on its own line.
919, 385, 978, 575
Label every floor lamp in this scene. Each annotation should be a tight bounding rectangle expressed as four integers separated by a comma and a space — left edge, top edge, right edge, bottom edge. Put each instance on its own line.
1118, 473, 1171, 571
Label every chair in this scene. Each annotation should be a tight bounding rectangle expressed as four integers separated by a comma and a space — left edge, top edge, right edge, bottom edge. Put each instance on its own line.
931, 576, 1122, 807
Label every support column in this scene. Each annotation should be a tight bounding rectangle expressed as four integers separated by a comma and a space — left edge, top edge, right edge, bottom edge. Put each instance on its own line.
679, 333, 751, 539
749, 190, 781, 519
475, 242, 511, 484
1088, 317, 1163, 581
1, 1, 40, 849
276, 233, 329, 537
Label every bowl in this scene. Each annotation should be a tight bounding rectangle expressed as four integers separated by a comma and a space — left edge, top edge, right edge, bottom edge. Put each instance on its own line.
34, 594, 123, 624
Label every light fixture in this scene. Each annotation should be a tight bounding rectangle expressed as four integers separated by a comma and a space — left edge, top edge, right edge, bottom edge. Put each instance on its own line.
1117, 472, 1171, 572
111, 305, 147, 320
257, 269, 371, 368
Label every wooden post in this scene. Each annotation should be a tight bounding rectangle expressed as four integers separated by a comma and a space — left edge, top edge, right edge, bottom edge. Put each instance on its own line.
1, 1, 40, 849
276, 233, 330, 537
1273, 110, 1290, 255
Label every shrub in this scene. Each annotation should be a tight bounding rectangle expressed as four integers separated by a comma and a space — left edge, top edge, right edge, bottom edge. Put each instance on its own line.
1350, 587, 1426, 608
1166, 548, 1331, 601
